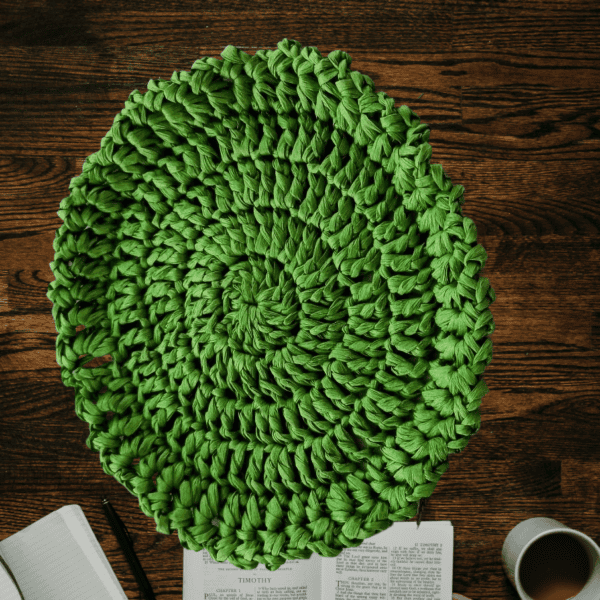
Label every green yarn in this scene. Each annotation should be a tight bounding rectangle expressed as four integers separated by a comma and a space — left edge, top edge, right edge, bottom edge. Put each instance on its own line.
47, 38, 496, 571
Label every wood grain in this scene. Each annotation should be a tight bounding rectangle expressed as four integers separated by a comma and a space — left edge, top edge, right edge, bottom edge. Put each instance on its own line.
1, 1, 600, 598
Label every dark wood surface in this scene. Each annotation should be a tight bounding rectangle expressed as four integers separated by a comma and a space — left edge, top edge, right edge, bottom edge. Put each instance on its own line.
1, 1, 600, 599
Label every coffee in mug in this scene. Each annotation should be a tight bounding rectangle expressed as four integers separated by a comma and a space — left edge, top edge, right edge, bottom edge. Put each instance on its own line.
519, 532, 590, 599
502, 517, 600, 600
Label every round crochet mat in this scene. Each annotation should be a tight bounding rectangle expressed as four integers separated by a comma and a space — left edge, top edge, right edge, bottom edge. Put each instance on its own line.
47, 38, 496, 571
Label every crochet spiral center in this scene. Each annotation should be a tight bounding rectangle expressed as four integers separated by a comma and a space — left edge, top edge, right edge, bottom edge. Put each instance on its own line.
220, 257, 299, 358
47, 38, 496, 572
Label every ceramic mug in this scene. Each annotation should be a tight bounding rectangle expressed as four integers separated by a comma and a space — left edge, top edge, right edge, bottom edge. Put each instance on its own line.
502, 517, 600, 600
0, 556, 24, 600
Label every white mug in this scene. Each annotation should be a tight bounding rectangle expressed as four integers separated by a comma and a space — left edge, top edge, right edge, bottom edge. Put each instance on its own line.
502, 517, 600, 600
0, 557, 24, 600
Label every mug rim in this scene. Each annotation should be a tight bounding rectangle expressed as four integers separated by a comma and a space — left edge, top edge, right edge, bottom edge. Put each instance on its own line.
515, 527, 600, 599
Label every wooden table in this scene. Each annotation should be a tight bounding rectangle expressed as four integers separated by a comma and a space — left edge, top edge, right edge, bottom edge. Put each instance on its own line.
1, 2, 599, 599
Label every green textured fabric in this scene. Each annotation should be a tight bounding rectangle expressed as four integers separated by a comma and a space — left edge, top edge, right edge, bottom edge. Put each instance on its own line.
47, 38, 496, 571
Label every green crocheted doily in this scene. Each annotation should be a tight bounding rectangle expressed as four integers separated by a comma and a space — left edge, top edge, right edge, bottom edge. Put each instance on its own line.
47, 38, 496, 571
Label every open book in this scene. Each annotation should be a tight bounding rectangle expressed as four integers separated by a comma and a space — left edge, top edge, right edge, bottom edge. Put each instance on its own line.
0, 505, 127, 600
184, 521, 454, 600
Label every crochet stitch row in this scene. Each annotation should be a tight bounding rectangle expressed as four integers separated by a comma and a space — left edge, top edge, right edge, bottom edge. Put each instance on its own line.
47, 38, 496, 571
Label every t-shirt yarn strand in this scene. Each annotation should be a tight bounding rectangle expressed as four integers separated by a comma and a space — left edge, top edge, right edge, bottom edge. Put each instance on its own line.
47, 38, 496, 571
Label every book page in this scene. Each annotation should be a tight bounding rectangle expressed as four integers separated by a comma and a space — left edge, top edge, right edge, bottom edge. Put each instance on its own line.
61, 505, 128, 600
0, 505, 127, 600
320, 521, 453, 600
183, 548, 322, 600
